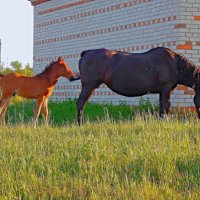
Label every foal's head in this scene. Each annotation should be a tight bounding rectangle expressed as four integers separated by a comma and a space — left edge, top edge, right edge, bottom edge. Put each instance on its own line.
53, 57, 76, 80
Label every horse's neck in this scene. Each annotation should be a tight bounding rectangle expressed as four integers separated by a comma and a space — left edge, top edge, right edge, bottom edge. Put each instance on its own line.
177, 55, 197, 88
178, 67, 195, 88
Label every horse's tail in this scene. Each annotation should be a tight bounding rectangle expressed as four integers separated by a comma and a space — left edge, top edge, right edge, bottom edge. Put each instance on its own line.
69, 73, 81, 82
80, 50, 94, 57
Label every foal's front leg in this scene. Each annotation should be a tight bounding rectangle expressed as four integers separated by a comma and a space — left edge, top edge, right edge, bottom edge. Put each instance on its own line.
34, 97, 45, 126
42, 99, 48, 124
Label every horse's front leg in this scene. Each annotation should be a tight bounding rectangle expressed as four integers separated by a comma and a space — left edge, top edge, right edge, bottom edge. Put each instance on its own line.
194, 94, 200, 119
77, 86, 95, 126
159, 88, 172, 117
195, 106, 200, 119
34, 97, 45, 127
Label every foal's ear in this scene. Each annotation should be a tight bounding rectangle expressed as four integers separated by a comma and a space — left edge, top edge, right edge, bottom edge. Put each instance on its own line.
57, 57, 64, 64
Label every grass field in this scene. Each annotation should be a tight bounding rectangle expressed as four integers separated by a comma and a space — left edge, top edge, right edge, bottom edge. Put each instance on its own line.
6, 98, 158, 126
0, 100, 200, 199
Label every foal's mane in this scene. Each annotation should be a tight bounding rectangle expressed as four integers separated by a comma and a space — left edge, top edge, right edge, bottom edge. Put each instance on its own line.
36, 61, 57, 77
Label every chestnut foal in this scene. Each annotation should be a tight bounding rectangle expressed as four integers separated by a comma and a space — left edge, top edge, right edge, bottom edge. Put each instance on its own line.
0, 57, 77, 126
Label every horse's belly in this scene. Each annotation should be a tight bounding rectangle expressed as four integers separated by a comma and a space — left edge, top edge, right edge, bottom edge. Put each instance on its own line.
108, 87, 154, 97
104, 61, 175, 97
105, 80, 161, 97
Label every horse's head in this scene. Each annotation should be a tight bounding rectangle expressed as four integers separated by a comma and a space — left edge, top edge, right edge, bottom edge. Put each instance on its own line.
193, 68, 200, 118
55, 57, 77, 80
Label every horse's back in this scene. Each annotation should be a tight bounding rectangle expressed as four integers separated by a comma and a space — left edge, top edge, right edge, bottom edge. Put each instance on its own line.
79, 47, 179, 96
80, 47, 177, 64
79, 47, 178, 75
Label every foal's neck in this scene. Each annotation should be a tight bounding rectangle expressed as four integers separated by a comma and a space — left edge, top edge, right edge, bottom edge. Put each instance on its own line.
41, 69, 61, 86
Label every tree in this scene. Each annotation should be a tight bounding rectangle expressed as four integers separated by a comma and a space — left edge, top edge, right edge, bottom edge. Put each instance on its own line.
23, 63, 33, 76
0, 62, 4, 72
3, 67, 13, 75
10, 60, 22, 72
1, 62, 13, 75
0, 60, 33, 76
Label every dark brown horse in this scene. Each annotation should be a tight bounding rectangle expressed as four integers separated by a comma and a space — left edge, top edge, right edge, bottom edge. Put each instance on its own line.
76, 47, 200, 125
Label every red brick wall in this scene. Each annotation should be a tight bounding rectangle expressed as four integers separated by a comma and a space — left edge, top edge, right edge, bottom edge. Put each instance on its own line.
30, 0, 200, 108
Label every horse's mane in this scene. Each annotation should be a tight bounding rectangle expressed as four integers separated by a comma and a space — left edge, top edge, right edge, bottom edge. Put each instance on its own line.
36, 61, 57, 77
177, 53, 197, 71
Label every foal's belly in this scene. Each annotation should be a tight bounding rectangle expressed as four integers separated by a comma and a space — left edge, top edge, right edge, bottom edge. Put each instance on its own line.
17, 85, 51, 99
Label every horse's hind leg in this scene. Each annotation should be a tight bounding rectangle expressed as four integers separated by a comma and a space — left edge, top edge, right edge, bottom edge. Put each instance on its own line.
77, 86, 95, 125
159, 87, 172, 117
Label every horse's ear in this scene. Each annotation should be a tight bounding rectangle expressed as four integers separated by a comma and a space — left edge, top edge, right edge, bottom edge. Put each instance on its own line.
58, 57, 64, 64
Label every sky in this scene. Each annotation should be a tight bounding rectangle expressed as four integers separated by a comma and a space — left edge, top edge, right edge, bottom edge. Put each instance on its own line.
0, 0, 33, 67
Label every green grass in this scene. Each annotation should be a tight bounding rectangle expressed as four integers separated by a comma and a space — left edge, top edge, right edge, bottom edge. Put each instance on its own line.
6, 99, 158, 126
0, 100, 200, 199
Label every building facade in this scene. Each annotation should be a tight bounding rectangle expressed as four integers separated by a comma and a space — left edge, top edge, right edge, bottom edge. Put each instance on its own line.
29, 0, 200, 108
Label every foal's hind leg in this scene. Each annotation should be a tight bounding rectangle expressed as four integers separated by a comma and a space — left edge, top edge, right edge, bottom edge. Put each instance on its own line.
159, 87, 172, 117
0, 99, 6, 115
0, 97, 11, 126
77, 86, 95, 125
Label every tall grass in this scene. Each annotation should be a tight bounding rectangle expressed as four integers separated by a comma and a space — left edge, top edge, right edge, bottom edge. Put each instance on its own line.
6, 99, 158, 126
0, 100, 200, 199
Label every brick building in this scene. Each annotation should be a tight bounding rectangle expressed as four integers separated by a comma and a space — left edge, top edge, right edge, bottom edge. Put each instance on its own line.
29, 0, 200, 108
